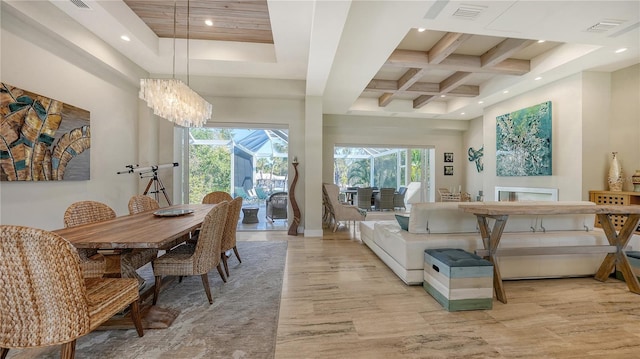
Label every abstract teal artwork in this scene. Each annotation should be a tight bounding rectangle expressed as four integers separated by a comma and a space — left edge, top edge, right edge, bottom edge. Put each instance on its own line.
496, 101, 551, 176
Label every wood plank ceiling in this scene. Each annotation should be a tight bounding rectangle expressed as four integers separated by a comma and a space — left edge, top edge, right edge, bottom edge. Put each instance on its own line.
123, 0, 273, 43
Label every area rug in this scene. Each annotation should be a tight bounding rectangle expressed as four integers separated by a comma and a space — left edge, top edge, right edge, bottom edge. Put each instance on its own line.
8, 240, 288, 359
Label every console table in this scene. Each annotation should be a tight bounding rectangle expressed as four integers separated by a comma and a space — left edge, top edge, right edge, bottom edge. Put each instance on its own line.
460, 201, 640, 303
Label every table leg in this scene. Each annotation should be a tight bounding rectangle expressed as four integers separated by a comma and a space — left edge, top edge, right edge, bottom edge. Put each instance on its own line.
476, 214, 509, 303
594, 213, 640, 295
99, 254, 180, 329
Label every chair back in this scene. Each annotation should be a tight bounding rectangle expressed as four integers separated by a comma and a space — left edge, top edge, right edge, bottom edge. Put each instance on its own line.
64, 201, 116, 227
192, 202, 229, 273
202, 191, 233, 204
221, 197, 243, 252
128, 195, 160, 214
356, 187, 373, 210
394, 186, 407, 209
0, 225, 90, 349
376, 188, 395, 210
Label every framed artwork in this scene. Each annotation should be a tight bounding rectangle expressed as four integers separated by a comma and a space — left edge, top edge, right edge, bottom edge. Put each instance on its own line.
444, 166, 453, 176
444, 152, 453, 163
0, 83, 91, 181
496, 101, 552, 176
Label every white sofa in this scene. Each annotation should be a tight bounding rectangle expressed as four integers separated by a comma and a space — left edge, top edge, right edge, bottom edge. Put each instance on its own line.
360, 202, 634, 285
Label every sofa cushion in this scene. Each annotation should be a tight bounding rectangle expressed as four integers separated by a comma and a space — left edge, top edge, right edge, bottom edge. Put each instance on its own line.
408, 202, 477, 234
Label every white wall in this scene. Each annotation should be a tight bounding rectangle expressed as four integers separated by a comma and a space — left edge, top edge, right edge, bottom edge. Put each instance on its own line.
610, 64, 640, 189
482, 66, 639, 201
0, 9, 144, 229
463, 116, 484, 200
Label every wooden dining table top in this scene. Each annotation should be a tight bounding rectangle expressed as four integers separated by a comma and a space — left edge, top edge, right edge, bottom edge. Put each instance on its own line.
459, 201, 640, 216
53, 203, 216, 250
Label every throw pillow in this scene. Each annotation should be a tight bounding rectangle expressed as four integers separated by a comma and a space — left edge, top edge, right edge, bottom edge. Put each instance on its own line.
395, 214, 409, 231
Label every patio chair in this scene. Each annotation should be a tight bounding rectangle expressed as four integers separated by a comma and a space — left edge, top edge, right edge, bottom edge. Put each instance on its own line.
394, 186, 407, 210
255, 187, 269, 200
374, 188, 395, 211
356, 187, 373, 211
234, 187, 256, 202
0, 225, 143, 359
324, 183, 366, 232
266, 191, 288, 222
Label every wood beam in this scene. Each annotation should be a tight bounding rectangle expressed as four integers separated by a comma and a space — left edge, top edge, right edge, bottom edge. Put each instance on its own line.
378, 93, 395, 107
398, 68, 426, 91
413, 95, 435, 108
386, 50, 530, 75
480, 38, 536, 68
428, 32, 472, 64
365, 80, 479, 97
440, 72, 472, 93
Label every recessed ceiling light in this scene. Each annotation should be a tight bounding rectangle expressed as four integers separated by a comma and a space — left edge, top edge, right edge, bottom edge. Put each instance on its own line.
440, 95, 446, 98
615, 48, 627, 53
478, 101, 484, 104
460, 112, 465, 115
205, 19, 213, 26
503, 90, 509, 94
418, 27, 426, 32
120, 35, 130, 42
537, 40, 545, 43
535, 76, 542, 81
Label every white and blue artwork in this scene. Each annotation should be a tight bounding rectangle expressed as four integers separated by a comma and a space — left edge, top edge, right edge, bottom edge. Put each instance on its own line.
496, 101, 552, 176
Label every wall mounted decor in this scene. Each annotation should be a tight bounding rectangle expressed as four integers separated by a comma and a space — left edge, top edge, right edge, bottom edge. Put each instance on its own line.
0, 83, 90, 181
496, 101, 552, 176
444, 166, 454, 176
468, 146, 484, 173
444, 152, 453, 163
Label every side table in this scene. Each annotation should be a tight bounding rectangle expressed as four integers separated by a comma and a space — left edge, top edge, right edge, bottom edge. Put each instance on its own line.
242, 207, 259, 224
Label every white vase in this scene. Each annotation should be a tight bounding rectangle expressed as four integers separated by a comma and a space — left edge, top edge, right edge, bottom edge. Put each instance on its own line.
608, 152, 624, 191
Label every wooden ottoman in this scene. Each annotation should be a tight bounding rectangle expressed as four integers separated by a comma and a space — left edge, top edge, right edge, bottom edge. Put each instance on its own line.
423, 248, 493, 311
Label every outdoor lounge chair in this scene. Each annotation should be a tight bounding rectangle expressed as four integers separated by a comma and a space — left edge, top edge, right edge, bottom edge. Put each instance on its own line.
266, 192, 288, 222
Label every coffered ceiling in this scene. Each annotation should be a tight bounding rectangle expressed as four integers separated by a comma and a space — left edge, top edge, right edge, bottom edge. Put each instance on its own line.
5, 0, 639, 122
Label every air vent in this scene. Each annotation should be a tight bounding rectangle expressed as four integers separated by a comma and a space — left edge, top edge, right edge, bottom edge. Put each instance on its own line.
452, 5, 486, 20
70, 0, 91, 9
586, 20, 623, 33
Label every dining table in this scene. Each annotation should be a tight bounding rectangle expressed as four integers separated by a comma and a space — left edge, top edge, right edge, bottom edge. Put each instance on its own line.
53, 203, 216, 329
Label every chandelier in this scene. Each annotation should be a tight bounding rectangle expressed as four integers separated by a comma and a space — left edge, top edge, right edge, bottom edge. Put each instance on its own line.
139, 0, 212, 127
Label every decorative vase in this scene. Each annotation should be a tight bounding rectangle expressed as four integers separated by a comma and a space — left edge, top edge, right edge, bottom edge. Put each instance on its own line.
632, 169, 640, 192
608, 152, 624, 192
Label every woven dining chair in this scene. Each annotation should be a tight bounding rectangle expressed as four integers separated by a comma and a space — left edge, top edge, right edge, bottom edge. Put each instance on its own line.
153, 201, 229, 305
62, 201, 114, 278
0, 225, 143, 359
220, 197, 243, 277
64, 201, 157, 283
202, 191, 233, 204
128, 194, 160, 214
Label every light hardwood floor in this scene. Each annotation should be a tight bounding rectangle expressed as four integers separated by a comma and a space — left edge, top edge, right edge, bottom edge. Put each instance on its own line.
240, 223, 640, 359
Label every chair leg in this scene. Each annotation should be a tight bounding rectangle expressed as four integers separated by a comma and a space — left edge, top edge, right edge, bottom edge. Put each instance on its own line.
200, 273, 213, 304
61, 340, 76, 359
153, 275, 162, 305
221, 252, 230, 277
1, 348, 9, 359
216, 263, 227, 283
233, 246, 241, 263
130, 299, 144, 337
